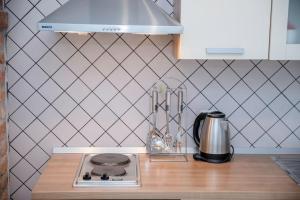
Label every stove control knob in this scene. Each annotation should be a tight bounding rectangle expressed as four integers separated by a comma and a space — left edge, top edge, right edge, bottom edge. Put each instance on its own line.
101, 173, 109, 180
83, 172, 91, 180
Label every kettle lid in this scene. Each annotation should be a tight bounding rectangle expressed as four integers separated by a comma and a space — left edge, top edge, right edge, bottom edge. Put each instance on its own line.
207, 111, 225, 118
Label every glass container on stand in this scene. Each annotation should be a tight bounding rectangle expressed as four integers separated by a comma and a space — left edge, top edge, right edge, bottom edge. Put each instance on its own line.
147, 77, 187, 162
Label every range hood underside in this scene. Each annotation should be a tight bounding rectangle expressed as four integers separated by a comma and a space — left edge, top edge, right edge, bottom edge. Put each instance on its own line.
38, 0, 183, 35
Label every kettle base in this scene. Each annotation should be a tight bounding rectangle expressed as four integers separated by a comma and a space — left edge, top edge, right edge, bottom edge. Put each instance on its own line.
193, 152, 232, 163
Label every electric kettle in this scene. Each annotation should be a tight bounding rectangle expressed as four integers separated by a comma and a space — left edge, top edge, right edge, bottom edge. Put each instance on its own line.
193, 111, 234, 163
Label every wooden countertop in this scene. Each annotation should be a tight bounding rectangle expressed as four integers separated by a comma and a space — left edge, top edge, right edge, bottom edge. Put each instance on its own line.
32, 154, 300, 200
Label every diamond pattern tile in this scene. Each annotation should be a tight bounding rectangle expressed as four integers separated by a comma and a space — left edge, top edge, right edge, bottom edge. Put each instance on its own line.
24, 119, 49, 143
202, 81, 226, 104
257, 60, 281, 78
121, 80, 145, 104
215, 94, 239, 116
282, 108, 300, 131
6, 37, 20, 61
285, 61, 300, 78
39, 106, 63, 130
8, 50, 34, 76
242, 94, 265, 117
52, 119, 77, 143
38, 79, 63, 103
67, 133, 90, 147
52, 65, 76, 90
188, 93, 212, 115
24, 65, 48, 90
122, 34, 146, 49
38, 51, 63, 76
25, 172, 40, 190
243, 68, 267, 91
108, 67, 131, 90
228, 107, 252, 131
256, 81, 280, 104
7, 67, 20, 89
6, 9, 18, 32
52, 37, 76, 63
23, 37, 48, 62
121, 133, 144, 147
80, 66, 104, 90
6, 1, 300, 199
8, 121, 22, 142
272, 68, 295, 93
80, 93, 104, 117
36, 0, 60, 16
216, 67, 240, 91
148, 53, 173, 77
66, 106, 90, 130
10, 106, 35, 130
283, 81, 300, 105
281, 134, 300, 148
121, 107, 145, 130
93, 33, 118, 50
94, 133, 117, 147
9, 173, 22, 196
25, 146, 49, 169
10, 78, 35, 102
135, 38, 160, 63
230, 60, 254, 77
10, 132, 35, 157
65, 33, 90, 49
94, 80, 118, 104
37, 31, 63, 49
6, 0, 33, 19
269, 95, 293, 118
135, 66, 159, 91
229, 81, 253, 104
268, 121, 291, 144
108, 93, 131, 117
80, 120, 104, 144
107, 38, 132, 63
39, 133, 63, 155
8, 22, 33, 47
66, 79, 90, 103
66, 52, 90, 76
203, 60, 228, 77
176, 59, 199, 77
24, 92, 49, 116
189, 67, 213, 91
242, 121, 264, 144
52, 93, 77, 116
94, 106, 118, 130
11, 159, 35, 183
253, 134, 277, 148
149, 35, 172, 50
107, 121, 131, 144
80, 38, 104, 63
94, 52, 119, 76
256, 108, 279, 131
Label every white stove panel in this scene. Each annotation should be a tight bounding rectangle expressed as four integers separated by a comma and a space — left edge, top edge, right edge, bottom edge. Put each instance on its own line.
73, 154, 141, 187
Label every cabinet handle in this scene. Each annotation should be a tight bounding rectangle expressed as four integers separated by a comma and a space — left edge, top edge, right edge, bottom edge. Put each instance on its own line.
206, 48, 244, 54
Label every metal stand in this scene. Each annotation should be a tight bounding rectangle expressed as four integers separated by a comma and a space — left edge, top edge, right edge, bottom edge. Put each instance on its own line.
147, 77, 188, 162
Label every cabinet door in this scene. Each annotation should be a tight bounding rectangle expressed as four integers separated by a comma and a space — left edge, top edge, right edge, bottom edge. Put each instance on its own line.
270, 0, 300, 60
175, 0, 271, 60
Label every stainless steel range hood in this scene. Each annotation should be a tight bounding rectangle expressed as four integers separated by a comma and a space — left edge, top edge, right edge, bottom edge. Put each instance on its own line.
38, 0, 183, 35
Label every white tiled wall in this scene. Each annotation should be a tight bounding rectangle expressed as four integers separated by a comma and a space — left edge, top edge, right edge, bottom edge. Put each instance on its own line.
5, 0, 300, 199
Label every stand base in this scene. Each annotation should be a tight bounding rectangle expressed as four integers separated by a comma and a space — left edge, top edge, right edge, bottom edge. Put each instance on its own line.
193, 152, 232, 163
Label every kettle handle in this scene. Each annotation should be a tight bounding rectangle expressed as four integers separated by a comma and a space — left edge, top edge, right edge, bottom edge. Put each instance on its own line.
193, 112, 208, 147
224, 145, 235, 162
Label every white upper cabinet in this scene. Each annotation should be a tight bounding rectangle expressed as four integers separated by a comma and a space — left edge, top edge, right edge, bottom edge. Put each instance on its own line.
174, 0, 271, 60
270, 0, 300, 60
